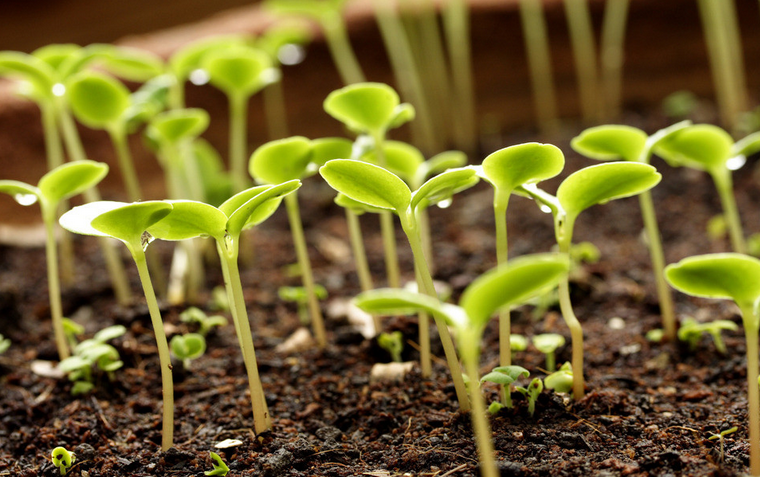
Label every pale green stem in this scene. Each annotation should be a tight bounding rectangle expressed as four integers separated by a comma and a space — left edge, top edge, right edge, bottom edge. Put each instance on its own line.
168, 78, 185, 110
494, 197, 511, 369
443, 0, 477, 153
463, 354, 498, 477
414, 262, 432, 377
108, 128, 142, 202
399, 211, 470, 411
57, 103, 132, 305
417, 208, 434, 275
229, 94, 249, 193
557, 220, 585, 399
263, 79, 289, 140
132, 249, 174, 451
739, 303, 760, 476
711, 168, 746, 254
345, 209, 379, 333
563, 0, 600, 122
600, 0, 629, 119
519, 0, 559, 133
719, 0, 748, 119
42, 207, 70, 360
217, 242, 247, 355
373, 135, 401, 289
546, 351, 556, 372
321, 13, 366, 85
178, 141, 207, 303
638, 190, 676, 341
218, 239, 272, 434
285, 193, 326, 348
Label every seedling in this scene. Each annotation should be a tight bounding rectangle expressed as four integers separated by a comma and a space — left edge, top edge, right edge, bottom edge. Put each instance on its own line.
59, 200, 175, 450
59, 326, 126, 396
516, 377, 543, 416
356, 253, 569, 477
51, 446, 75, 475
279, 285, 328, 326
544, 362, 574, 394
377, 331, 404, 363
61, 318, 84, 350
170, 333, 207, 370
571, 121, 691, 341
519, 161, 662, 398
0, 160, 108, 360
146, 181, 301, 435
480, 365, 529, 409
0, 334, 10, 354
205, 451, 230, 476
478, 142, 564, 368
709, 426, 738, 464
320, 159, 479, 397
532, 333, 565, 372
180, 307, 228, 336
665, 253, 760, 475
678, 317, 738, 354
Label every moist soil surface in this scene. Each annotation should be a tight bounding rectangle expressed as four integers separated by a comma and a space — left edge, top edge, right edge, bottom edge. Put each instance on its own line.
1, 111, 759, 477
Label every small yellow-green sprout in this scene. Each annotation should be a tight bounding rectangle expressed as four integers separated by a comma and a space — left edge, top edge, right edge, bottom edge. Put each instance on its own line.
58, 324, 126, 395
0, 334, 10, 354
662, 90, 700, 119
709, 426, 738, 464
278, 284, 328, 326
544, 362, 574, 394
170, 333, 207, 370
61, 318, 84, 350
377, 331, 404, 363
205, 451, 230, 476
480, 365, 529, 409
210, 286, 231, 312
516, 377, 543, 416
180, 307, 228, 336
510, 334, 528, 353
678, 317, 738, 354
645, 329, 665, 343
707, 214, 728, 242
51, 446, 75, 475
532, 333, 565, 372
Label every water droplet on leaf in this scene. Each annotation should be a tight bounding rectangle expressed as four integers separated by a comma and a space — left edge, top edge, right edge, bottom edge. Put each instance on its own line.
727, 155, 746, 171
14, 193, 37, 206
189, 69, 210, 86
278, 44, 306, 66
436, 198, 452, 209
52, 83, 66, 97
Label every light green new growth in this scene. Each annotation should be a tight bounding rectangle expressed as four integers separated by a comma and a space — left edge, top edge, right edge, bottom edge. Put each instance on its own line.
516, 377, 543, 416
678, 317, 738, 354
0, 160, 108, 360
180, 307, 228, 336
355, 253, 569, 477
205, 451, 230, 476
170, 333, 207, 370
59, 200, 175, 450
709, 426, 738, 464
532, 333, 565, 372
544, 361, 574, 394
377, 331, 404, 363
279, 285, 328, 326
0, 334, 10, 354
58, 324, 126, 395
665, 253, 760, 476
51, 446, 75, 475
480, 365, 529, 409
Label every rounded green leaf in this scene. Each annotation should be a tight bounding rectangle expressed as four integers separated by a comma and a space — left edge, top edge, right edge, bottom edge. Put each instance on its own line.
38, 160, 109, 205
733, 131, 760, 158
170, 333, 206, 360
67, 71, 131, 129
226, 180, 301, 235
571, 125, 647, 162
481, 143, 564, 193
654, 124, 733, 172
91, 201, 173, 246
459, 253, 569, 330
60, 201, 130, 238
257, 21, 312, 60
204, 46, 277, 98
147, 108, 210, 145
480, 365, 530, 385
219, 185, 270, 217
532, 333, 566, 353
249, 136, 313, 184
0, 181, 40, 206
557, 162, 661, 219
334, 193, 387, 215
310, 137, 353, 167
93, 324, 127, 343
0, 51, 56, 99
319, 159, 411, 212
94, 45, 165, 82
411, 167, 479, 211
665, 253, 760, 307
170, 35, 250, 80
354, 289, 467, 330
147, 200, 227, 241
324, 83, 401, 135
417, 150, 468, 186
32, 44, 81, 72
361, 140, 424, 185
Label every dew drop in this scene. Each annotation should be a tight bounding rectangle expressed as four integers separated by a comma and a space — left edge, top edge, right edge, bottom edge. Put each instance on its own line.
189, 69, 210, 86
727, 155, 746, 171
436, 198, 452, 209
539, 204, 552, 214
52, 83, 66, 97
14, 193, 37, 206
261, 68, 281, 84
278, 44, 306, 66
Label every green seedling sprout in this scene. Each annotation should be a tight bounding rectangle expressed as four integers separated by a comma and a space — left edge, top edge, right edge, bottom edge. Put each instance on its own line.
0, 334, 10, 355
210, 285, 231, 312
61, 318, 84, 350
324, 82, 415, 289
665, 253, 760, 475
544, 361, 574, 394
480, 365, 529, 409
678, 317, 738, 354
519, 0, 558, 132
571, 121, 691, 341
0, 160, 108, 360
51, 446, 75, 475
356, 253, 569, 477
709, 426, 739, 464
170, 333, 206, 370
59, 200, 175, 450
265, 0, 365, 85
250, 137, 336, 348
320, 159, 479, 388
478, 142, 564, 369
377, 331, 404, 363
532, 333, 565, 372
146, 181, 301, 435
519, 161, 662, 398
205, 451, 230, 476
279, 284, 328, 326
60, 326, 126, 395
511, 334, 529, 353
180, 307, 228, 336
516, 377, 543, 416
203, 44, 279, 192
655, 124, 754, 254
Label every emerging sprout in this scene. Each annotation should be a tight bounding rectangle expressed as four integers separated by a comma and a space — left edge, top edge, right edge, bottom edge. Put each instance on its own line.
59, 326, 126, 396
51, 446, 75, 475
678, 317, 738, 354
61, 318, 85, 350
0, 334, 10, 354
532, 333, 565, 372
205, 451, 230, 476
170, 333, 207, 370
480, 365, 529, 409
278, 284, 328, 326
510, 334, 529, 353
544, 362, 574, 394
709, 426, 738, 464
377, 331, 404, 363
516, 377, 543, 416
180, 307, 228, 336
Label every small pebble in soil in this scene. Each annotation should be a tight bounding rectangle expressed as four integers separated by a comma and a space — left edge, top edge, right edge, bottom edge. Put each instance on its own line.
262, 447, 294, 477
608, 317, 626, 329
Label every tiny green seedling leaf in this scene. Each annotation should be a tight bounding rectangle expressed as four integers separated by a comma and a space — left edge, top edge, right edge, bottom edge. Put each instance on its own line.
66, 71, 131, 130
51, 446, 75, 475
147, 108, 210, 146
416, 150, 468, 187
480, 142, 565, 194
532, 333, 565, 372
310, 137, 353, 167
205, 451, 230, 476
665, 253, 760, 308
86, 44, 165, 82
0, 334, 10, 354
170, 333, 207, 368
377, 331, 405, 363
323, 82, 413, 136
480, 365, 529, 409
93, 324, 127, 343
510, 334, 528, 352
170, 35, 249, 82
249, 136, 314, 184
410, 167, 479, 212
516, 377, 543, 416
654, 124, 733, 172
544, 362, 574, 393
0, 51, 56, 100
361, 140, 425, 185
320, 159, 411, 212
570, 125, 647, 162
203, 46, 278, 99
180, 307, 228, 336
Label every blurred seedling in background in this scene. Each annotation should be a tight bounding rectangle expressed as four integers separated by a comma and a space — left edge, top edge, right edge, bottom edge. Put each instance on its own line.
58, 325, 126, 396
61, 318, 84, 351
532, 333, 565, 372
170, 333, 207, 370
279, 285, 328, 326
480, 365, 529, 410
377, 331, 404, 363
0, 334, 10, 355
678, 317, 738, 354
544, 362, 574, 394
205, 451, 230, 476
180, 307, 228, 336
51, 446, 75, 475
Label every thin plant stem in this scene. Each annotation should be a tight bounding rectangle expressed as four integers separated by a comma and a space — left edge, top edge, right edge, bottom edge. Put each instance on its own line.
345, 209, 380, 333
600, 0, 629, 119
42, 208, 70, 360
168, 79, 185, 110
285, 193, 327, 348
417, 208, 434, 275
399, 212, 470, 411
263, 79, 289, 140
229, 94, 249, 193
414, 263, 432, 377
443, 0, 477, 153
108, 128, 142, 202
638, 190, 676, 341
132, 249, 174, 451
557, 235, 585, 399
380, 211, 401, 288
494, 198, 511, 368
321, 13, 366, 85
719, 0, 748, 117
563, 0, 600, 122
712, 169, 746, 254
740, 303, 760, 476
463, 356, 498, 477
519, 0, 559, 133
